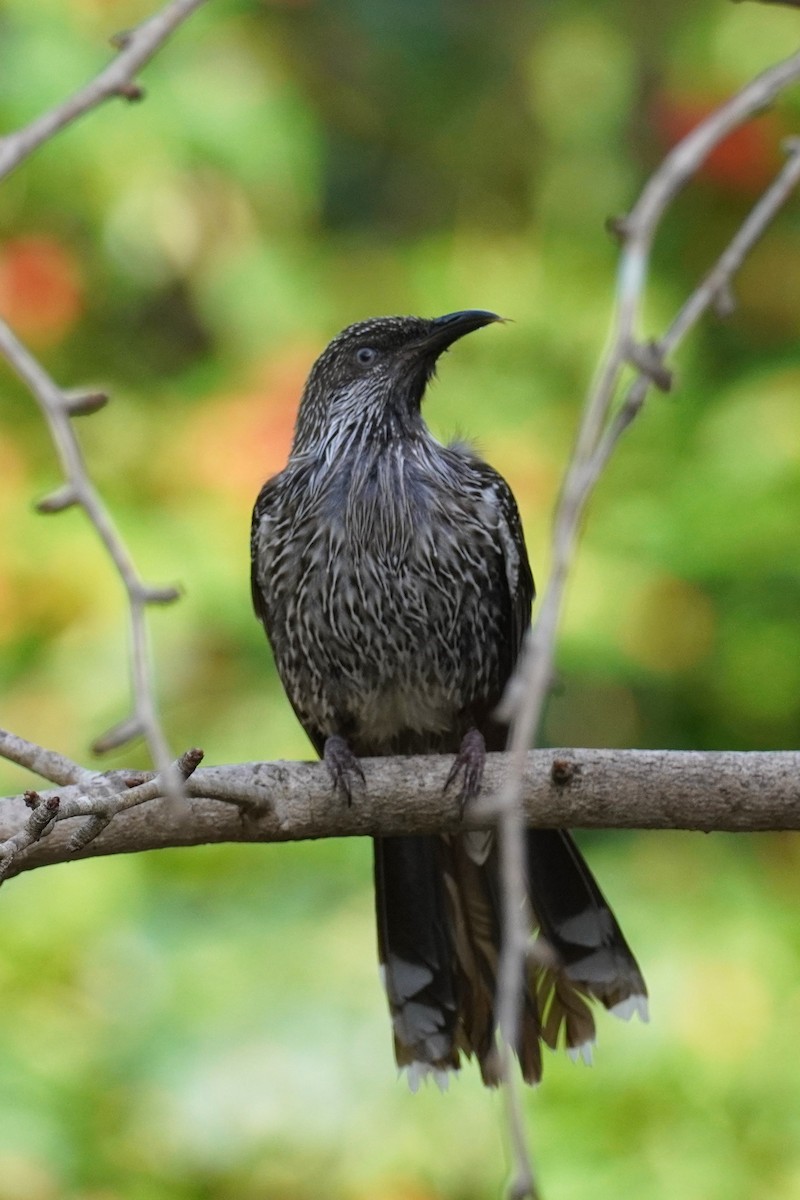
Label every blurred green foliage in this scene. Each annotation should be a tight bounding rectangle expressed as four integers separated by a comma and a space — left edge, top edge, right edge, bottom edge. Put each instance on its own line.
1, 1, 800, 1197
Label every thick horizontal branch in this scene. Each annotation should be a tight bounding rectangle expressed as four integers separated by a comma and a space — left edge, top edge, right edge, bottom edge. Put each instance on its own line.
0, 749, 798, 881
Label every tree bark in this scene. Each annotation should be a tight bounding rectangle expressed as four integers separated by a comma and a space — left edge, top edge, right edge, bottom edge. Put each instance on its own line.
1, 748, 797, 881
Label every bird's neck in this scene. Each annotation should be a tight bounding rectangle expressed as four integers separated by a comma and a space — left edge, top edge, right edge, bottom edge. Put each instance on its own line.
291, 398, 428, 461
285, 406, 444, 550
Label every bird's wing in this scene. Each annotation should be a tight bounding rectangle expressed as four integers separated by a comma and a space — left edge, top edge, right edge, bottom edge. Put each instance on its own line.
462, 454, 535, 699
488, 463, 535, 668
250, 475, 280, 631
250, 472, 329, 757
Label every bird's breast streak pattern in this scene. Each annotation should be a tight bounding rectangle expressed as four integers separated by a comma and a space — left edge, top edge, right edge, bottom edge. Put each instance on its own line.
254, 437, 512, 753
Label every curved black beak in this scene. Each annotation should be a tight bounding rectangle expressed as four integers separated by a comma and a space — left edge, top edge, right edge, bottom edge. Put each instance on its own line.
415, 309, 503, 358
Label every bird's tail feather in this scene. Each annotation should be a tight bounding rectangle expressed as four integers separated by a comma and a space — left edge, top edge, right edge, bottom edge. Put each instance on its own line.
443, 834, 545, 1086
373, 835, 460, 1085
374, 828, 646, 1087
526, 829, 649, 1019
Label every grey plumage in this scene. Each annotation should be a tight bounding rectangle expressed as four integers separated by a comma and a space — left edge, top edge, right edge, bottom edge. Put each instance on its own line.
251, 311, 647, 1086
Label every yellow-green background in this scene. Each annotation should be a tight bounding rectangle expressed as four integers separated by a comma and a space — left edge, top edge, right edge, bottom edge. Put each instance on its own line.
1, 2, 800, 1197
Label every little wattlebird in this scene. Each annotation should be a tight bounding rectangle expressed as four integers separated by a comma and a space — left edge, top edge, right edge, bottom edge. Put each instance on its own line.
250, 311, 648, 1088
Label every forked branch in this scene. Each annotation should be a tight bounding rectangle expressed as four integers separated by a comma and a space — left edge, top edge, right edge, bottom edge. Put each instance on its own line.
494, 48, 800, 1200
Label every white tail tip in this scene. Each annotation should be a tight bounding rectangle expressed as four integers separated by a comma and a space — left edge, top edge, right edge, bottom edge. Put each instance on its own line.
566, 1039, 595, 1066
609, 994, 650, 1023
402, 1062, 458, 1093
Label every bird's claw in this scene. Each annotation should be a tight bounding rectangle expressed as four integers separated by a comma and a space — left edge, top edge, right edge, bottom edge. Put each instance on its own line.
323, 735, 365, 805
443, 729, 486, 814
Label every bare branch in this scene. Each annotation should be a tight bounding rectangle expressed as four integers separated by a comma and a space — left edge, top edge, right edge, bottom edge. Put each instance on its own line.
0, 748, 797, 881
0, 0, 209, 182
0, 727, 96, 788
590, 136, 800, 486
0, 747, 203, 880
0, 318, 180, 775
503, 1068, 540, 1200
494, 52, 800, 1196
665, 136, 800, 347
502, 52, 800, 756
0, 0, 207, 779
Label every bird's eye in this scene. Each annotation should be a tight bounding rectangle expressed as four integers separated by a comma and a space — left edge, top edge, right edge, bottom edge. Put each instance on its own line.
355, 346, 378, 367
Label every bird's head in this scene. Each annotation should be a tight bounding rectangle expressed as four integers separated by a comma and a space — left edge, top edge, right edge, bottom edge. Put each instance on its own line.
291, 310, 502, 455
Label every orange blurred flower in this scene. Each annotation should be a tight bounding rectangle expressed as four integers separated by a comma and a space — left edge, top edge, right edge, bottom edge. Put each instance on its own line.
183, 345, 315, 504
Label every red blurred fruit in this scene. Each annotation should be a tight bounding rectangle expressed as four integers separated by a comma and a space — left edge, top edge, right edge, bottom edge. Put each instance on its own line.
653, 89, 785, 195
0, 236, 84, 346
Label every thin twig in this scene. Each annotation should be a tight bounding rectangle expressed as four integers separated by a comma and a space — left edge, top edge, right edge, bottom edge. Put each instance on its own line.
0, 747, 202, 881
0, 319, 180, 775
494, 51, 800, 1200
503, 1065, 539, 1200
0, 0, 208, 778
0, 726, 97, 788
598, 136, 800, 457
0, 0, 208, 182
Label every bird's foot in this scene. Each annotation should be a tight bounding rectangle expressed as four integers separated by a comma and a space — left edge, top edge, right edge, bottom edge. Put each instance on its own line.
443, 728, 486, 812
323, 735, 365, 805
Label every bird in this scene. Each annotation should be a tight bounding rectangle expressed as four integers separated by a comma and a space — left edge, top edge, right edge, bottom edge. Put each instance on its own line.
250, 310, 648, 1088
